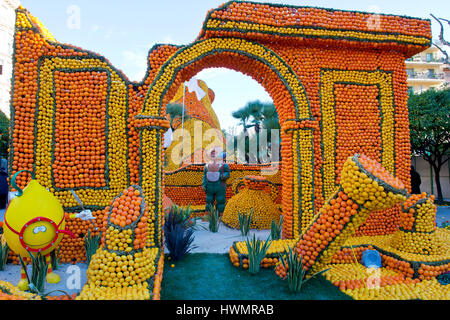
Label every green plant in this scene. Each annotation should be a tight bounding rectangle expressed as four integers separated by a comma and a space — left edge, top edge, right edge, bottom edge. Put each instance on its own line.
0, 110, 9, 158
245, 234, 272, 274
164, 223, 196, 261
84, 229, 102, 265
0, 242, 9, 271
18, 252, 48, 294
270, 215, 283, 240
166, 204, 198, 229
207, 205, 221, 233
278, 246, 330, 293
50, 246, 61, 271
408, 88, 450, 202
238, 210, 253, 237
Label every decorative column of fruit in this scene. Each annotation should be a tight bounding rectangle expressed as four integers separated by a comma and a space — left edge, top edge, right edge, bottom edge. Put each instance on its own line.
134, 118, 169, 299
276, 154, 408, 278
77, 117, 169, 299
77, 185, 158, 299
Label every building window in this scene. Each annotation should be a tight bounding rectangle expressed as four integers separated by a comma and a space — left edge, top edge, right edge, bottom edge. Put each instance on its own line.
426, 53, 434, 62
428, 69, 436, 79
406, 68, 414, 77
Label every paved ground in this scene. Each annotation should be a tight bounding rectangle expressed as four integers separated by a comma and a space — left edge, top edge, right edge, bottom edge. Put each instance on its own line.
436, 206, 450, 227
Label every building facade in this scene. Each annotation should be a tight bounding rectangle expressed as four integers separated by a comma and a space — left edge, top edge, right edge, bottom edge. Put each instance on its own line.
0, 0, 20, 118
407, 45, 450, 199
406, 45, 448, 94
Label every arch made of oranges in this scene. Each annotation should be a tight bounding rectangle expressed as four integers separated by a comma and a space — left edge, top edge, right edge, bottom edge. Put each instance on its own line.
136, 37, 317, 241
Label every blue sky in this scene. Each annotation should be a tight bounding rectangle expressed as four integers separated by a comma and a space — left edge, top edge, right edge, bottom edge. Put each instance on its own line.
20, 0, 449, 131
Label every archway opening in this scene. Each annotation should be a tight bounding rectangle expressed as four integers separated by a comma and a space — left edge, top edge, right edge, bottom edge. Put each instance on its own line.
138, 38, 316, 240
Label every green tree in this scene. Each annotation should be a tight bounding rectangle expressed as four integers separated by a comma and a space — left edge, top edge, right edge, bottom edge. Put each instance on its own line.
232, 100, 281, 163
0, 110, 9, 158
166, 103, 190, 129
408, 88, 450, 202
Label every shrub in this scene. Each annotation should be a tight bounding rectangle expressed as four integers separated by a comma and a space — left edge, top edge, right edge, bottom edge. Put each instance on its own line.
270, 215, 283, 240
84, 229, 102, 265
278, 246, 329, 293
164, 224, 196, 261
0, 242, 9, 271
245, 234, 272, 274
207, 205, 220, 233
18, 252, 48, 294
238, 210, 252, 237
49, 246, 61, 271
165, 205, 197, 230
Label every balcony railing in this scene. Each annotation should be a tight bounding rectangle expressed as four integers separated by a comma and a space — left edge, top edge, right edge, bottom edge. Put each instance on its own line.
407, 72, 446, 80
406, 56, 447, 63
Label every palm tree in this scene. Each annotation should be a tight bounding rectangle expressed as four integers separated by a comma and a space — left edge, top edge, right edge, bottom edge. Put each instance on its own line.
231, 101, 281, 163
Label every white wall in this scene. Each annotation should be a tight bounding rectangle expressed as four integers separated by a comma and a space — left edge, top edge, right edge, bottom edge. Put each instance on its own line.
413, 156, 450, 199
0, 0, 20, 118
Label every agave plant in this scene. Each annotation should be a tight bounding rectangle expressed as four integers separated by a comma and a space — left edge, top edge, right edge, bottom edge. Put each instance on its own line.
270, 215, 283, 240
49, 246, 61, 271
278, 246, 329, 293
84, 229, 102, 265
0, 241, 9, 271
207, 205, 220, 233
238, 210, 253, 237
245, 234, 272, 274
164, 223, 197, 261
165, 205, 197, 231
18, 252, 48, 294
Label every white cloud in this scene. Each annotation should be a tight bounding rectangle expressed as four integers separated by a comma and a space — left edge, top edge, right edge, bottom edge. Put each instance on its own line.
195, 68, 232, 81
123, 50, 147, 68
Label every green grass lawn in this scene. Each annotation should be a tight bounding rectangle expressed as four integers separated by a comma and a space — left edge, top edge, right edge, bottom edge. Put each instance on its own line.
161, 253, 352, 300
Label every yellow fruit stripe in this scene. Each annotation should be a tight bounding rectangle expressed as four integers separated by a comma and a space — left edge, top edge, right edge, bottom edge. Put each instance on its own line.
15, 11, 33, 29
0, 280, 41, 300
140, 129, 163, 247
204, 19, 431, 46
322, 263, 450, 300
343, 230, 450, 263
344, 278, 449, 300
234, 239, 297, 256
324, 263, 401, 282
320, 70, 395, 199
77, 283, 151, 300
142, 37, 310, 119
35, 57, 129, 208
291, 130, 300, 237
28, 13, 57, 42
298, 129, 315, 235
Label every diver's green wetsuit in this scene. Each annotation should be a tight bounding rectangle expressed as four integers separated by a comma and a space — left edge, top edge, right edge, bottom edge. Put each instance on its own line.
202, 163, 230, 214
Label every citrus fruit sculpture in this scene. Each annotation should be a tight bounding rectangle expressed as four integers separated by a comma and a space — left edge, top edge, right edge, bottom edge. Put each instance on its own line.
3, 170, 76, 288
392, 193, 446, 255
77, 186, 159, 300
273, 154, 408, 276
222, 176, 280, 230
